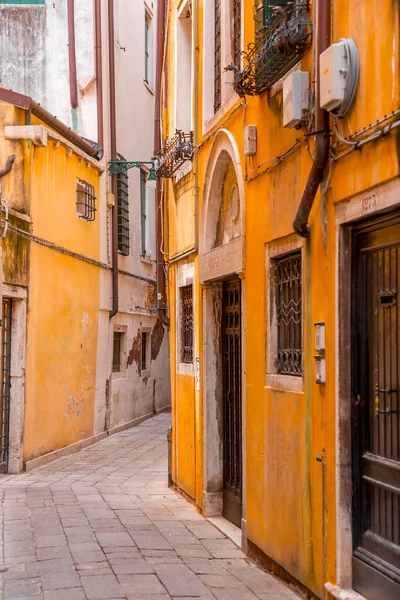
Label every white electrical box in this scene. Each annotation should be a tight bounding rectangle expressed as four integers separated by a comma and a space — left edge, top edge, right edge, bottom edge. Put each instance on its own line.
320, 41, 347, 111
283, 71, 310, 128
315, 356, 326, 385
244, 125, 257, 156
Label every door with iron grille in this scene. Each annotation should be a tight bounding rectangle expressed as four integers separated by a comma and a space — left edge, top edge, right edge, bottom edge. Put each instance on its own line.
222, 278, 242, 527
352, 213, 400, 599
0, 299, 12, 473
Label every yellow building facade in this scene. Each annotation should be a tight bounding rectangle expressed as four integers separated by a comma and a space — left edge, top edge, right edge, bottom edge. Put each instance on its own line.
0, 94, 103, 472
163, 1, 400, 599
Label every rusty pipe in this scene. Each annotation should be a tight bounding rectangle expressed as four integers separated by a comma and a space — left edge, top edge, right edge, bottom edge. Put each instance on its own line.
293, 0, 331, 238
154, 0, 169, 327
0, 155, 16, 179
94, 0, 104, 158
67, 0, 79, 110
108, 0, 119, 318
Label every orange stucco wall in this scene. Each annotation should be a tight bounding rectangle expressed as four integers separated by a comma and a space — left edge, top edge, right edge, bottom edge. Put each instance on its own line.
165, 0, 400, 597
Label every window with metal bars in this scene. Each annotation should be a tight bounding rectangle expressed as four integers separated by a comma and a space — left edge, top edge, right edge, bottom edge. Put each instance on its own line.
256, 0, 289, 29
144, 9, 152, 86
112, 332, 122, 373
76, 179, 96, 221
140, 169, 147, 257
116, 153, 130, 256
273, 251, 303, 376
141, 332, 148, 372
233, 0, 241, 68
214, 0, 222, 113
0, 299, 12, 472
181, 285, 193, 364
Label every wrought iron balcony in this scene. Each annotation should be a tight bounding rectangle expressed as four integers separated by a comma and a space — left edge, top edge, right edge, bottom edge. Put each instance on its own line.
155, 130, 194, 179
230, 2, 312, 97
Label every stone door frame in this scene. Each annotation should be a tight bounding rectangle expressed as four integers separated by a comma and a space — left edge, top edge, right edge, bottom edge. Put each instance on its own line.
199, 129, 247, 541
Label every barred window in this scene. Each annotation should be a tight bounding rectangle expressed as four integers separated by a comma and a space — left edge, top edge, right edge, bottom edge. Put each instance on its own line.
112, 332, 122, 373
76, 179, 96, 221
117, 154, 130, 256
233, 0, 241, 68
214, 0, 222, 113
273, 251, 302, 376
141, 332, 148, 372
181, 285, 193, 364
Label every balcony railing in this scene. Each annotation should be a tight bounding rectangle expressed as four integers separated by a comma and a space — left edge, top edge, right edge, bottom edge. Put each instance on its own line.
231, 2, 312, 97
155, 130, 194, 179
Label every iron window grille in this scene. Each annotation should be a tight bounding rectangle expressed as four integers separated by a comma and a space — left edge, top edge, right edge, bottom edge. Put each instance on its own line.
214, 0, 222, 113
117, 153, 130, 256
233, 0, 242, 68
112, 331, 122, 373
141, 332, 148, 371
140, 169, 147, 256
232, 1, 312, 97
76, 179, 96, 221
181, 285, 193, 364
273, 251, 303, 376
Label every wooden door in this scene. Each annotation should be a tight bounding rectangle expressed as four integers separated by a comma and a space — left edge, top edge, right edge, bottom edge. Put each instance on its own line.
222, 278, 242, 528
352, 213, 400, 599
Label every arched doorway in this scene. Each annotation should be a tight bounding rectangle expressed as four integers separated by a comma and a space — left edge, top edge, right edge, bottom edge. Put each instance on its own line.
200, 130, 246, 531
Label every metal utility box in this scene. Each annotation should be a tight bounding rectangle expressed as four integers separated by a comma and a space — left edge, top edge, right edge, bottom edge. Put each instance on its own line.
283, 71, 310, 128
244, 125, 257, 156
320, 41, 347, 111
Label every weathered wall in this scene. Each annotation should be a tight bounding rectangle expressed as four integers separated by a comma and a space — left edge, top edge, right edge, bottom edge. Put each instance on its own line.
0, 1, 95, 139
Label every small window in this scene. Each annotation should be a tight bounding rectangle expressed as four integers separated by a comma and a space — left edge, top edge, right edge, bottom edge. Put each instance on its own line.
140, 168, 149, 257
144, 9, 153, 87
141, 332, 148, 371
117, 153, 130, 256
273, 251, 303, 376
76, 179, 96, 221
214, 0, 222, 113
112, 332, 122, 373
181, 285, 193, 364
232, 0, 241, 68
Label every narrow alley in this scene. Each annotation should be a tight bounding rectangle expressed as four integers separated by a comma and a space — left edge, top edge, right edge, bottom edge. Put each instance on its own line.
0, 414, 300, 600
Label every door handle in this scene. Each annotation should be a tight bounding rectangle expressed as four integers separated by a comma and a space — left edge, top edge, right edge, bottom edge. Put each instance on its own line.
375, 384, 398, 416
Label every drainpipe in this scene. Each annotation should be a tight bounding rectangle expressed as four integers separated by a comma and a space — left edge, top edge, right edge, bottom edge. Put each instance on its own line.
0, 156, 16, 179
293, 0, 331, 238
108, 0, 118, 318
67, 0, 79, 132
154, 0, 170, 327
94, 0, 104, 159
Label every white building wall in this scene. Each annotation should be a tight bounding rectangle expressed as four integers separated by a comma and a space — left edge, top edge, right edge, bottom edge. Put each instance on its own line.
0, 0, 170, 440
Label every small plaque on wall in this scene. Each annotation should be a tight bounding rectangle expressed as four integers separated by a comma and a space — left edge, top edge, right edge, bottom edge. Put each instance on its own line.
195, 357, 200, 391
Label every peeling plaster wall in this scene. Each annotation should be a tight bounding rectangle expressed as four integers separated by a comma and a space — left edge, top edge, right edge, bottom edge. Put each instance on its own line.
0, 1, 96, 140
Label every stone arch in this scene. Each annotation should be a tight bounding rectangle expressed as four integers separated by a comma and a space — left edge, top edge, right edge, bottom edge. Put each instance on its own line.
200, 129, 245, 280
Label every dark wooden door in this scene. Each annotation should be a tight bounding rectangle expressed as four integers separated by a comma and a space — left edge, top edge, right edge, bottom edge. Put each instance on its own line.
222, 278, 242, 528
352, 213, 400, 599
0, 299, 12, 473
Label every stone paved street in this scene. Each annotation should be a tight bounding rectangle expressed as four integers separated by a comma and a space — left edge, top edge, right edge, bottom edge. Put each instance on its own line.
0, 414, 301, 600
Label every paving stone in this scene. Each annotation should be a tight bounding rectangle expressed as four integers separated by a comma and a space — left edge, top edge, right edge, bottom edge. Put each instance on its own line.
0, 414, 300, 600
119, 573, 167, 595
44, 590, 85, 600
154, 564, 211, 597
80, 574, 124, 599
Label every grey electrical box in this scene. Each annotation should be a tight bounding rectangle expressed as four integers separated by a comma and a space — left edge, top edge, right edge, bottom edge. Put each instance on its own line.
244, 125, 257, 156
283, 71, 310, 128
